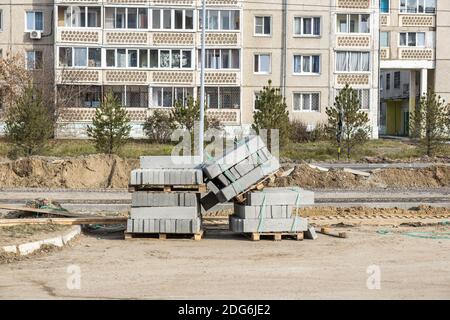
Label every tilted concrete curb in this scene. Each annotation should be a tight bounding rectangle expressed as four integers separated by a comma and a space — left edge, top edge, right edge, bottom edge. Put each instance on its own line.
1, 225, 81, 256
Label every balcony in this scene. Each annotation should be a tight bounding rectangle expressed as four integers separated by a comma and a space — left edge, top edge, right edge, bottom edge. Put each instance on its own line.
336, 35, 370, 48
336, 73, 370, 86
57, 28, 102, 44
399, 15, 435, 27
59, 107, 149, 123
399, 48, 434, 61
207, 109, 240, 125
199, 32, 241, 47
380, 48, 390, 60
200, 71, 240, 86
336, 0, 370, 9
380, 14, 390, 27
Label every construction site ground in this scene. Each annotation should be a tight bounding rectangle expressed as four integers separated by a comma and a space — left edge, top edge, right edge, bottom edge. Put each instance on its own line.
0, 154, 449, 299
0, 223, 449, 299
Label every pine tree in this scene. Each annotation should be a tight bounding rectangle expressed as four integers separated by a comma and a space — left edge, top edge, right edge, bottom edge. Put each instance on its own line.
5, 85, 54, 157
87, 91, 131, 154
252, 80, 290, 148
326, 84, 371, 160
410, 91, 449, 156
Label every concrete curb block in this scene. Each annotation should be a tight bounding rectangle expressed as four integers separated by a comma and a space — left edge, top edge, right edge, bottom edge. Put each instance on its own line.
1, 225, 82, 256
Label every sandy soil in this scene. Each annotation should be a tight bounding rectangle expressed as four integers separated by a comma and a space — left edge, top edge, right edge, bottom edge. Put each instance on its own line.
0, 225, 449, 300
0, 155, 448, 190
273, 164, 450, 189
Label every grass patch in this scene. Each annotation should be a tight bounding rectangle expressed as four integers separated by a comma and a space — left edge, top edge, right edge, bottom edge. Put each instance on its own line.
281, 139, 449, 162
0, 138, 448, 162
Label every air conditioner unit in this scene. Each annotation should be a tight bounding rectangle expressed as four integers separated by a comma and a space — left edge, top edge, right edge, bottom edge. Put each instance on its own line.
29, 30, 42, 40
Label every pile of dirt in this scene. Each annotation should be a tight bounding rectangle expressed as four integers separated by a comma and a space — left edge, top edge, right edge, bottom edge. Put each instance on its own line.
0, 154, 139, 189
272, 164, 450, 189
0, 155, 448, 190
297, 205, 450, 217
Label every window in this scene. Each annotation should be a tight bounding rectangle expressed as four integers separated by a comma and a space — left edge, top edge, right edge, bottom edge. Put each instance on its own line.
254, 54, 271, 74
26, 11, 43, 31
151, 49, 192, 69
255, 16, 271, 36
399, 32, 425, 47
26, 51, 43, 70
394, 71, 401, 89
152, 9, 194, 30
199, 87, 240, 109
293, 55, 320, 74
380, 0, 390, 13
202, 10, 239, 30
400, 0, 436, 14
83, 86, 101, 108
0, 9, 3, 31
202, 49, 240, 69
335, 88, 370, 110
386, 73, 391, 90
335, 51, 370, 72
151, 87, 193, 108
126, 86, 148, 108
58, 47, 101, 67
294, 17, 321, 36
380, 31, 390, 47
105, 7, 148, 29
106, 48, 150, 68
59, 6, 101, 28
293, 93, 320, 112
336, 14, 370, 33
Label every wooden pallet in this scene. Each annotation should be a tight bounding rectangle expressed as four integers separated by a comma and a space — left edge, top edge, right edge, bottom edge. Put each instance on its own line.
124, 231, 204, 241
234, 170, 280, 203
129, 184, 207, 193
245, 231, 304, 241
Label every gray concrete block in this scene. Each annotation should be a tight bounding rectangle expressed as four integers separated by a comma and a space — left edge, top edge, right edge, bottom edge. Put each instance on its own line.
132, 192, 199, 207
207, 181, 220, 195
130, 169, 203, 186
234, 204, 292, 219
203, 135, 266, 179
217, 157, 279, 203
200, 191, 221, 212
229, 215, 308, 233
245, 188, 315, 206
304, 225, 318, 240
130, 207, 199, 219
140, 156, 202, 169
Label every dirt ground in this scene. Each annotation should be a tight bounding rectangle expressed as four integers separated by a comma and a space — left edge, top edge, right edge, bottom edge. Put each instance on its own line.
0, 155, 449, 189
0, 224, 70, 246
272, 164, 450, 189
0, 224, 449, 300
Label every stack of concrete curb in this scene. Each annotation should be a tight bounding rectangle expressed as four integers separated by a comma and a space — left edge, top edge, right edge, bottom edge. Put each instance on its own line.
126, 157, 203, 236
201, 136, 281, 210
229, 188, 316, 236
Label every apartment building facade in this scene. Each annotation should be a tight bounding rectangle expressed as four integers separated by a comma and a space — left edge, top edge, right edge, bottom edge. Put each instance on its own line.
379, 0, 450, 136
1, 1, 388, 139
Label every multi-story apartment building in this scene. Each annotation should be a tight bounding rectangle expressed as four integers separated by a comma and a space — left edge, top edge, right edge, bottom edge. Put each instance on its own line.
9, 1, 449, 140
379, 0, 450, 136
0, 0, 54, 118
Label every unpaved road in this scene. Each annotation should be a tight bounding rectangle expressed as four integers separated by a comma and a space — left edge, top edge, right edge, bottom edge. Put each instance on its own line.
1, 225, 449, 299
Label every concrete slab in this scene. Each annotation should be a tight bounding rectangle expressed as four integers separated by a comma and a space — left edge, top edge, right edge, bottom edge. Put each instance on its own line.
229, 215, 309, 233
140, 156, 202, 169
234, 203, 293, 219
203, 135, 266, 179
305, 225, 318, 240
245, 188, 315, 206
130, 169, 203, 186
132, 192, 199, 207
130, 207, 200, 219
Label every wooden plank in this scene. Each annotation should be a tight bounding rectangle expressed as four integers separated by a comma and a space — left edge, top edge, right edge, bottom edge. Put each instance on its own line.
0, 217, 127, 227
0, 205, 81, 218
124, 232, 203, 241
247, 232, 304, 241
